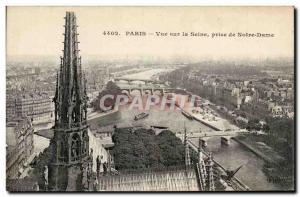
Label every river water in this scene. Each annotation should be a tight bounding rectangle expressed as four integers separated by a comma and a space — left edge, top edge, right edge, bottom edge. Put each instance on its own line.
97, 69, 282, 190
191, 137, 280, 191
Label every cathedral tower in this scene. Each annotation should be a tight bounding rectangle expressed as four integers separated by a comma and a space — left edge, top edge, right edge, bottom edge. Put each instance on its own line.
48, 12, 92, 191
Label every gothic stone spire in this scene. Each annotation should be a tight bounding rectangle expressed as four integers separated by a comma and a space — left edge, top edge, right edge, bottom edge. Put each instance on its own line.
49, 12, 91, 191
54, 11, 87, 127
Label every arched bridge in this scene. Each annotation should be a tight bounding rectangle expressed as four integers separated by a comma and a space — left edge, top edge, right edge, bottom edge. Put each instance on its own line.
176, 129, 249, 146
116, 83, 175, 95
114, 77, 164, 85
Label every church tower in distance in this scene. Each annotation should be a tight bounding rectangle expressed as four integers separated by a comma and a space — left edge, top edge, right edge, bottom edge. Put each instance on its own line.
48, 11, 92, 191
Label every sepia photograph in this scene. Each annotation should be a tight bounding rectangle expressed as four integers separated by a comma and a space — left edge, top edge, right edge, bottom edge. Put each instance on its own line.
5, 6, 295, 192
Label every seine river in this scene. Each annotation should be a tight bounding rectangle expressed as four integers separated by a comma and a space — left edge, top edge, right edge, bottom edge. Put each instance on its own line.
97, 109, 280, 191
97, 69, 282, 190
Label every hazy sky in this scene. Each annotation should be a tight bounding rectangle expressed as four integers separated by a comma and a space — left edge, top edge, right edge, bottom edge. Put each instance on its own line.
7, 6, 294, 61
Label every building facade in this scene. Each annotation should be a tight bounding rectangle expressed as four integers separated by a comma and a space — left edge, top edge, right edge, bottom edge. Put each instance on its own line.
6, 91, 53, 124
6, 117, 34, 179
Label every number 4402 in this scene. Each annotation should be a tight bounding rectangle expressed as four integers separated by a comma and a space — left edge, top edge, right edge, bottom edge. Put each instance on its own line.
102, 31, 119, 36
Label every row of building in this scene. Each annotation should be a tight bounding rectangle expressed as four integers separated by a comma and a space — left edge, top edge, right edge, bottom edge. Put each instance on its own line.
6, 91, 53, 181
6, 117, 34, 179
6, 90, 54, 124
187, 72, 294, 119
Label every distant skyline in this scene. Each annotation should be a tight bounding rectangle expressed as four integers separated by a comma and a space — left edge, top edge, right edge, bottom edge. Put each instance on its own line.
7, 7, 294, 61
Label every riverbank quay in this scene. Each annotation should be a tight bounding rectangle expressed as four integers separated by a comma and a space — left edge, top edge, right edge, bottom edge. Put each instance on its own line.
176, 101, 237, 131
232, 135, 285, 165
87, 108, 119, 121
232, 135, 294, 190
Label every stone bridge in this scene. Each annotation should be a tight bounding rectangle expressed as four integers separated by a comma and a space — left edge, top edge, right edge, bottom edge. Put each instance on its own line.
114, 77, 164, 85
177, 129, 249, 146
116, 83, 174, 96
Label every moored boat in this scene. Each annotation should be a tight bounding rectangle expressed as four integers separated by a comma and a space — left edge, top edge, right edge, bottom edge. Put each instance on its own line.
134, 112, 149, 121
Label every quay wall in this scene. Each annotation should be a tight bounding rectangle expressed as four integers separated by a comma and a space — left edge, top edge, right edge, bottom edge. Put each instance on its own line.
232, 137, 277, 165
192, 116, 222, 131
178, 107, 221, 131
